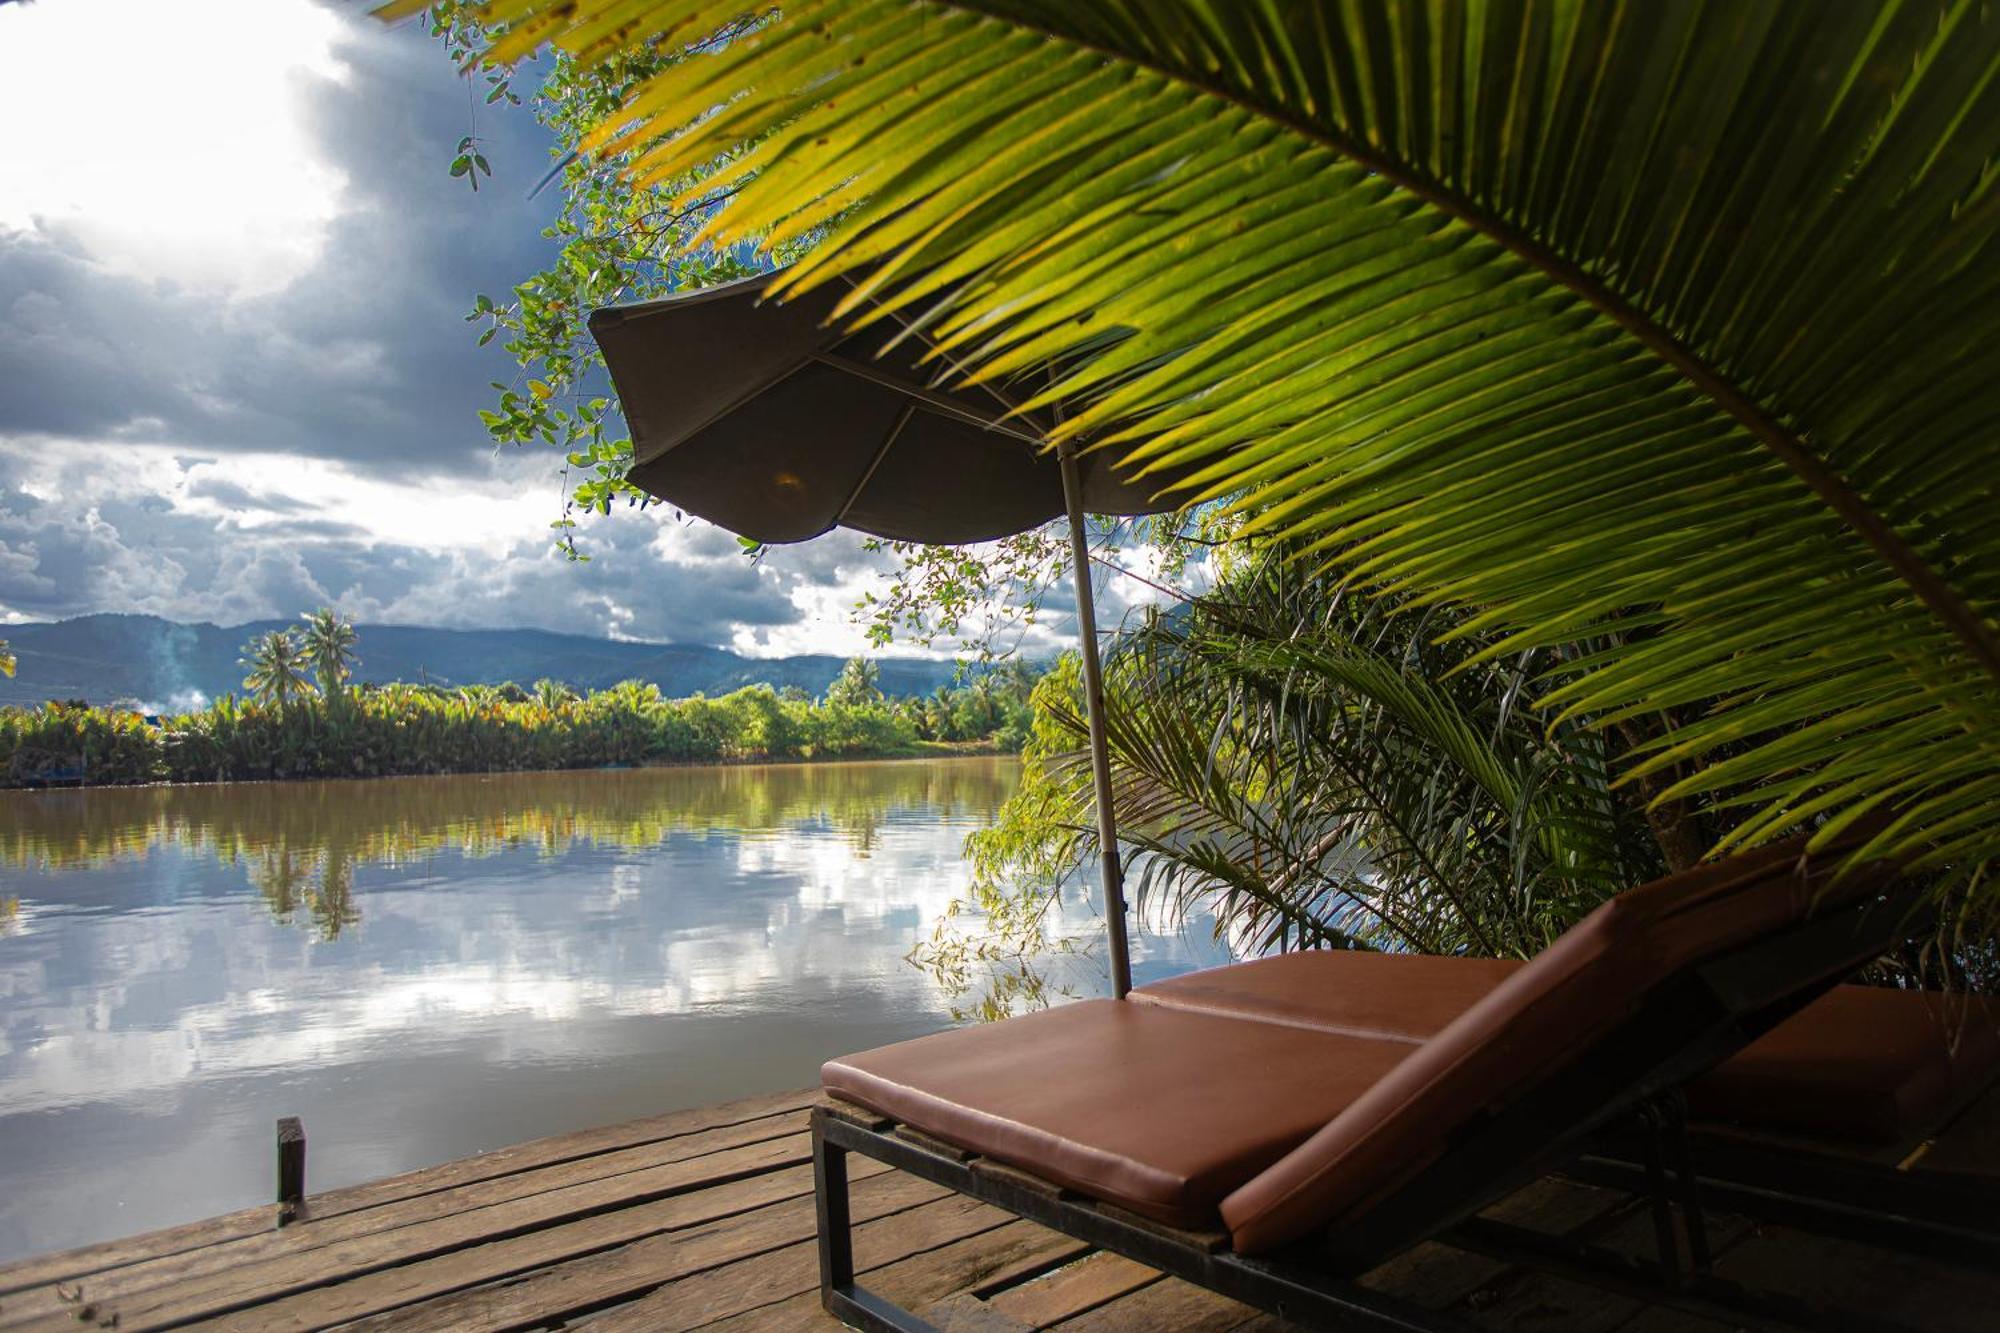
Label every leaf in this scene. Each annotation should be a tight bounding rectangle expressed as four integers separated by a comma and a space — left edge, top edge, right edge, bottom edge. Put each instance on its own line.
419, 0, 2000, 915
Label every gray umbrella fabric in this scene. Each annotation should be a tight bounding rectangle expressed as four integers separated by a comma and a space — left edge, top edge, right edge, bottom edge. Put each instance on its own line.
588, 271, 1181, 545
589, 268, 1168, 998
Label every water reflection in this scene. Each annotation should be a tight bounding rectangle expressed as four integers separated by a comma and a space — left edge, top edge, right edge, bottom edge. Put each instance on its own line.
0, 759, 1228, 1261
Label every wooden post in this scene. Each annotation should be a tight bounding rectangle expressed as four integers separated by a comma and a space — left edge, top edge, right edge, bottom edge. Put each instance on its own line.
276, 1117, 306, 1228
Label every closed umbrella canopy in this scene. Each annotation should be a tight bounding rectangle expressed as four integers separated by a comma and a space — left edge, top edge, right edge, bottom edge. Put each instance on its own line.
590, 268, 1176, 999
588, 271, 1180, 544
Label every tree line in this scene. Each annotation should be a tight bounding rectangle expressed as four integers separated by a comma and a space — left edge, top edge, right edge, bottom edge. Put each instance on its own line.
0, 610, 1037, 788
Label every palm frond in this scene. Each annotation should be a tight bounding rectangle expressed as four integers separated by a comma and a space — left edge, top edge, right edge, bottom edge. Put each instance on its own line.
420, 0, 2000, 904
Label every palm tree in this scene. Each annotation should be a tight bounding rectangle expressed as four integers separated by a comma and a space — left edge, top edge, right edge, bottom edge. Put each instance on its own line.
534, 677, 577, 714
0, 639, 13, 679
974, 553, 1661, 961
299, 608, 359, 707
826, 657, 883, 708
240, 631, 316, 712
414, 3, 2000, 919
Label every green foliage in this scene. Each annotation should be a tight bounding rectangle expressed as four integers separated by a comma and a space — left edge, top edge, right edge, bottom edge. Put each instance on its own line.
299, 608, 360, 700
961, 557, 1670, 966
0, 670, 1036, 787
239, 630, 316, 712
0, 639, 14, 678
415, 0, 2000, 924
0, 615, 1020, 785
407, 0, 769, 560
824, 657, 881, 708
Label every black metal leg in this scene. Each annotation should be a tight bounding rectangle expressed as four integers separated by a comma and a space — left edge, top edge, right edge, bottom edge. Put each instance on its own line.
1639, 1103, 1684, 1284
1659, 1095, 1712, 1274
814, 1118, 855, 1300
813, 1112, 942, 1333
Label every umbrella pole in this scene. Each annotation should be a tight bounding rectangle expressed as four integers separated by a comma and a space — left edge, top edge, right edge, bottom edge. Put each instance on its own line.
1058, 443, 1133, 999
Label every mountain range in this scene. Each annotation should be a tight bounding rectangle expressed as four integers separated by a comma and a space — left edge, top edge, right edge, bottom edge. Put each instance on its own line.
0, 614, 968, 709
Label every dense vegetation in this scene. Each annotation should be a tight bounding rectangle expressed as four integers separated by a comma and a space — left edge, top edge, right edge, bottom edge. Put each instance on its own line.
915, 551, 1992, 1010
0, 614, 1035, 788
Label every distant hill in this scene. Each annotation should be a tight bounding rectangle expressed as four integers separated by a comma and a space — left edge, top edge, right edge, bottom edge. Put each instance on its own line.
0, 614, 968, 709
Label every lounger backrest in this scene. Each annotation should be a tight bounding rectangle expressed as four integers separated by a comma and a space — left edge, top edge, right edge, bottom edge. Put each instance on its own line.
1220, 833, 1901, 1255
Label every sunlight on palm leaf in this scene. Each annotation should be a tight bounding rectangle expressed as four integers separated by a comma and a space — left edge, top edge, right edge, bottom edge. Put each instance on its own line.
386, 1, 2000, 914
1006, 558, 1660, 959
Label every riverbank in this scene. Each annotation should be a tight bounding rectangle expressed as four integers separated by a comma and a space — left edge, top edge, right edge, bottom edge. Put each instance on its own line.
0, 677, 1029, 790
0, 737, 1007, 794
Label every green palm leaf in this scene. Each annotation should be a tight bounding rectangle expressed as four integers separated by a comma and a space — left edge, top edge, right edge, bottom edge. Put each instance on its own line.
403, 0, 2000, 903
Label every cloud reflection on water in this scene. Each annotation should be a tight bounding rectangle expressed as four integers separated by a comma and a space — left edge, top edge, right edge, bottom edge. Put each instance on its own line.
0, 759, 1228, 1260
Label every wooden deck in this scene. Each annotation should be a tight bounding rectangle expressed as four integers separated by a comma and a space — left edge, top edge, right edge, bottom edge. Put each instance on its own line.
1, 1087, 1991, 1332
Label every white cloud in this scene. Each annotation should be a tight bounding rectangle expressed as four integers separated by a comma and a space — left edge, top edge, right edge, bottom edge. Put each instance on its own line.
0, 0, 349, 298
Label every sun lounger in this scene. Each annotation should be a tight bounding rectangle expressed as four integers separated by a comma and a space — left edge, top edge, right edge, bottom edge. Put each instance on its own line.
1130, 951, 2000, 1147
1128, 935, 2000, 1269
812, 833, 1962, 1331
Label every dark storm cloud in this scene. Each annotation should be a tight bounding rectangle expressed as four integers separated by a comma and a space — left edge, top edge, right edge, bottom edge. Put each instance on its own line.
0, 8, 556, 474
0, 6, 995, 653
183, 477, 319, 515
0, 447, 829, 645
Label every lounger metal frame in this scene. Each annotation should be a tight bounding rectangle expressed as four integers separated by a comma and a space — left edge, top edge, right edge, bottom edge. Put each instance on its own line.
1575, 1094, 2000, 1271
814, 886, 1955, 1332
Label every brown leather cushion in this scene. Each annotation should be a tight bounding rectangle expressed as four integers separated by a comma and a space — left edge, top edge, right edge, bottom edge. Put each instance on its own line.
1218, 836, 1893, 1254
1690, 984, 2000, 1143
1131, 951, 1523, 1043
1135, 952, 2000, 1146
822, 998, 1414, 1228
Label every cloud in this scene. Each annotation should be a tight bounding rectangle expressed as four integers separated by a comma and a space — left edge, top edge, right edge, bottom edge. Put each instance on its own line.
0, 0, 556, 475
0, 2, 1190, 659
0, 0, 350, 298
0, 445, 902, 652
182, 477, 320, 516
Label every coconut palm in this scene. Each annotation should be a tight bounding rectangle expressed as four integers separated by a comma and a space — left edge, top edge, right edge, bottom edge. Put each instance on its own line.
404, 1, 2000, 920
534, 677, 578, 714
299, 608, 359, 701
240, 631, 316, 712
825, 657, 883, 708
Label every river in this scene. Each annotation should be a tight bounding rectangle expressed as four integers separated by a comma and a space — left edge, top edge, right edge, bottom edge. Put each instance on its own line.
0, 757, 1230, 1262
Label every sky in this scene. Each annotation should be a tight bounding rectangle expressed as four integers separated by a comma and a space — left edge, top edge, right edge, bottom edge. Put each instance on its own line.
0, 0, 1174, 658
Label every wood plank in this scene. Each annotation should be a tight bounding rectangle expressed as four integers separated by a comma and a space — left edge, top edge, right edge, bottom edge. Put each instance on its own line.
586, 1189, 1022, 1333
983, 1251, 1161, 1327
6, 1133, 813, 1333
350, 1182, 1010, 1333
0, 1110, 805, 1328
1452, 1268, 1644, 1333
1046, 1277, 1258, 1333
187, 1157, 898, 1333
1362, 1176, 1630, 1311
696, 1219, 1091, 1333
1707, 1224, 2000, 1333
920, 1293, 1036, 1332
0, 1088, 813, 1297
303, 1087, 817, 1220
1605, 1308, 1738, 1332
1444, 1196, 1756, 1333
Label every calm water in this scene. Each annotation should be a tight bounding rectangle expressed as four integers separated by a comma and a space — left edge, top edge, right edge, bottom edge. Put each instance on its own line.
0, 757, 1228, 1261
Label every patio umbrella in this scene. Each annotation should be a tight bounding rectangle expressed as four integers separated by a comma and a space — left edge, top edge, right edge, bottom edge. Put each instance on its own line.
590, 270, 1184, 997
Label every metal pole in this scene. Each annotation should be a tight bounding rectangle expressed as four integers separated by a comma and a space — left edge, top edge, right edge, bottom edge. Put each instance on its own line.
1058, 442, 1133, 999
